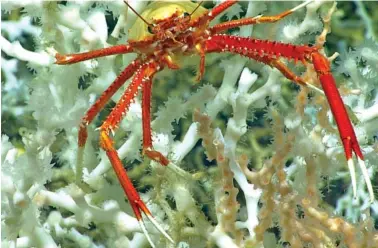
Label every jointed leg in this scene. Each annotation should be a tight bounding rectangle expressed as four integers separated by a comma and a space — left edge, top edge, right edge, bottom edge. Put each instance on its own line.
207, 0, 237, 21
269, 53, 373, 202
75, 60, 141, 183
141, 76, 170, 166
55, 44, 133, 64
210, 0, 312, 33
192, 0, 236, 28
248, 53, 307, 86
194, 44, 206, 81
312, 53, 374, 202
204, 35, 374, 202
98, 61, 173, 246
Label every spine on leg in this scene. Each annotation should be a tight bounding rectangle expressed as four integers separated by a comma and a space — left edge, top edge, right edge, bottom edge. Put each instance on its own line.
205, 34, 317, 63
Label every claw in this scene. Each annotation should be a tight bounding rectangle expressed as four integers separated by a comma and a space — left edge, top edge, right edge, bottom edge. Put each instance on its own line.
345, 141, 374, 202
290, 0, 313, 13
138, 219, 156, 248
134, 201, 174, 247
136, 206, 174, 247
347, 159, 357, 199
357, 157, 374, 203
144, 213, 174, 244
347, 157, 374, 203
311, 52, 375, 203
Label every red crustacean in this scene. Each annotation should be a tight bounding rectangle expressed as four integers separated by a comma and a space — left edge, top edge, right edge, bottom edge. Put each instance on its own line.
54, 0, 374, 246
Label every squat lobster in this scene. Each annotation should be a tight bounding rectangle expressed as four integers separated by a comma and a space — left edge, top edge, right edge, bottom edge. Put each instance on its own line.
54, 0, 374, 246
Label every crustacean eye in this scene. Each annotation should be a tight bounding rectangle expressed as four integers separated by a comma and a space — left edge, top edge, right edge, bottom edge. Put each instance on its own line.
147, 25, 154, 34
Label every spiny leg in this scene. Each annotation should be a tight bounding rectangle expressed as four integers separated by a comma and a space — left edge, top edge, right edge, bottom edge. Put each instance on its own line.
74, 60, 141, 183
141, 73, 194, 178
311, 53, 374, 202
250, 54, 307, 85
141, 71, 192, 180
204, 35, 317, 69
197, 0, 313, 82
247, 53, 323, 94
99, 61, 173, 246
204, 35, 374, 202
271, 53, 373, 202
206, 0, 237, 20
210, 0, 313, 33
195, 0, 312, 81
141, 75, 170, 166
192, 0, 238, 81
55, 44, 133, 65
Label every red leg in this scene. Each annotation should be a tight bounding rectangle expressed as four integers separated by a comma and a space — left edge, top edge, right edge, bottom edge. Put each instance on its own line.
75, 60, 141, 183
207, 0, 237, 20
192, 0, 236, 27
311, 53, 362, 161
311, 53, 374, 202
247, 53, 307, 86
238, 52, 323, 94
210, 0, 312, 33
204, 34, 374, 202
55, 44, 133, 65
205, 35, 316, 64
141, 76, 170, 166
98, 61, 173, 245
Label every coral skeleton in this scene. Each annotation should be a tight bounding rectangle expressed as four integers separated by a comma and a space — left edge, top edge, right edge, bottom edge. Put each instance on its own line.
1, 1, 378, 247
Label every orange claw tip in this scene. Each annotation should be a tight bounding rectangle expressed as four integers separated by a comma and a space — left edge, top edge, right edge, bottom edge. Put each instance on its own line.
55, 53, 72, 65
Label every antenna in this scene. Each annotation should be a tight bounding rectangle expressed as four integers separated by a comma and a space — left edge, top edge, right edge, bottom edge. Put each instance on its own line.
123, 1, 152, 27
190, 1, 204, 16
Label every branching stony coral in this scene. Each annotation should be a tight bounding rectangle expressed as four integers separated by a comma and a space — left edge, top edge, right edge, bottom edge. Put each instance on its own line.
1, 1, 378, 248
